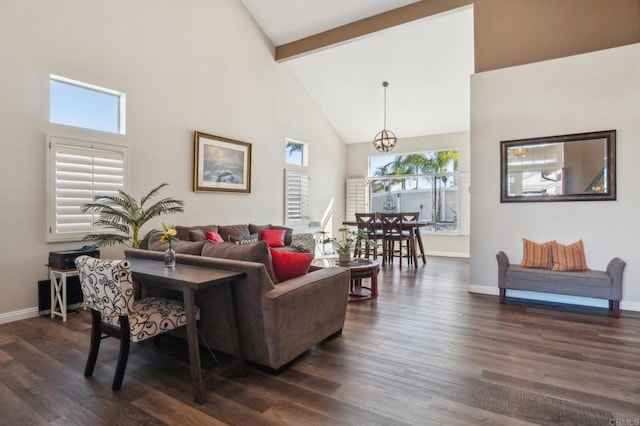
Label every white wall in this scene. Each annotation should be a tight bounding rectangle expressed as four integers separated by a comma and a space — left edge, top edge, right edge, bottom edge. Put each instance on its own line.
470, 43, 640, 309
0, 0, 346, 321
346, 132, 470, 257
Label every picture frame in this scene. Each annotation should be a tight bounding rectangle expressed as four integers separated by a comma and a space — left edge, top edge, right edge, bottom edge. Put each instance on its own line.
193, 131, 252, 193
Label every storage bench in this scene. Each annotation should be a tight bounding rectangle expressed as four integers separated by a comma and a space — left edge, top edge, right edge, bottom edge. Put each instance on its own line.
496, 251, 625, 317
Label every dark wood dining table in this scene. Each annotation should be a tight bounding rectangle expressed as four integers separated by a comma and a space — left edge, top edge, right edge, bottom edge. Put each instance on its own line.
342, 219, 427, 266
127, 257, 246, 404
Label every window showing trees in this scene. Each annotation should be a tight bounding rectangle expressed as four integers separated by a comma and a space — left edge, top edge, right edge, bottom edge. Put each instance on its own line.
285, 139, 307, 167
368, 150, 459, 232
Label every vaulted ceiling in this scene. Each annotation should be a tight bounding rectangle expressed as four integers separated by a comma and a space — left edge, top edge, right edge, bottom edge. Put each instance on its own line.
241, 0, 474, 144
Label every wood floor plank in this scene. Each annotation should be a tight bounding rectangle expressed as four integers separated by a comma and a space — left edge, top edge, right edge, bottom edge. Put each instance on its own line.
0, 256, 639, 424
132, 389, 228, 426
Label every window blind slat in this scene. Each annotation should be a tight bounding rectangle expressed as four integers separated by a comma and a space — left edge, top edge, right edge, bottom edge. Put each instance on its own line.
48, 136, 128, 242
285, 170, 309, 223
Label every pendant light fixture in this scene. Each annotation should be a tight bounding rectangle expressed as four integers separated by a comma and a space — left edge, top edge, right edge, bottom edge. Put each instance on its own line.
372, 81, 397, 152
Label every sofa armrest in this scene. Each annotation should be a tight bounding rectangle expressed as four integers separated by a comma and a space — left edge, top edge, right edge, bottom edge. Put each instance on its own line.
607, 257, 626, 300
496, 251, 509, 288
262, 267, 349, 331
291, 232, 316, 253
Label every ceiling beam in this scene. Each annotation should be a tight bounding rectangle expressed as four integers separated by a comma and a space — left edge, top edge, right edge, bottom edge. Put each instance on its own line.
275, 0, 473, 62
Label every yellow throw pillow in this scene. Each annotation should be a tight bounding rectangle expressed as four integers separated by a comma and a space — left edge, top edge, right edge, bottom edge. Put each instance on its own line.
520, 238, 555, 269
551, 240, 589, 271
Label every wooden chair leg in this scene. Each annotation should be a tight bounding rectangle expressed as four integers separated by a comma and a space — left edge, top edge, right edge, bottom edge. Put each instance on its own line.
112, 316, 131, 391
85, 309, 102, 378
611, 300, 620, 318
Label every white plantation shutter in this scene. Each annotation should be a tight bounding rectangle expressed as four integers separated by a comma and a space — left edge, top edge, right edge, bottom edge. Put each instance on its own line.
345, 178, 367, 222
47, 136, 128, 242
285, 169, 309, 224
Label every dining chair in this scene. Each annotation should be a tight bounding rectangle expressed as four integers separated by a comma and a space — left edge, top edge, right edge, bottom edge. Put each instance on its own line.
355, 212, 382, 259
74, 255, 199, 391
399, 212, 420, 267
380, 213, 411, 268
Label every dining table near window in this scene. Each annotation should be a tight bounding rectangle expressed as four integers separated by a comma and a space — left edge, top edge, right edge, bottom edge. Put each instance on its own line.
343, 214, 427, 267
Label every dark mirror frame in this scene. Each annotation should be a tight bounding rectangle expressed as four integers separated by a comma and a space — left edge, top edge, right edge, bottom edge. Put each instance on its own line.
500, 130, 616, 203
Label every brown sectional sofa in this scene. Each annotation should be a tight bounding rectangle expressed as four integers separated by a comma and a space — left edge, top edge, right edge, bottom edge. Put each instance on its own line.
125, 230, 349, 371
174, 223, 316, 253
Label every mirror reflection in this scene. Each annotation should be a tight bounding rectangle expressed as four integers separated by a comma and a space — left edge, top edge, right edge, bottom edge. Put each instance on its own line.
500, 130, 616, 202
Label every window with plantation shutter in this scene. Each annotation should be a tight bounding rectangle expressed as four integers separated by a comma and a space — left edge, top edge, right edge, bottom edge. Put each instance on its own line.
47, 136, 128, 242
284, 169, 309, 225
345, 178, 367, 223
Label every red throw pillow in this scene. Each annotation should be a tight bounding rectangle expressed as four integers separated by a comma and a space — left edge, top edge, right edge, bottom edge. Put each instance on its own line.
206, 230, 224, 243
262, 229, 286, 248
269, 248, 314, 282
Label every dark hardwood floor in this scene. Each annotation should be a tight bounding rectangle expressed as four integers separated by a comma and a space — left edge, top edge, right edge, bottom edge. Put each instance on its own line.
2, 256, 640, 425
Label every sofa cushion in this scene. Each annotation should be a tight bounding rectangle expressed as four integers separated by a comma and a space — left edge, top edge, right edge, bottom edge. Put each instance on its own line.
201, 240, 278, 283
520, 238, 554, 269
218, 224, 251, 242
148, 237, 205, 255
249, 223, 271, 237
176, 225, 217, 241
552, 240, 589, 271
290, 233, 315, 253
262, 229, 286, 248
229, 233, 259, 245
269, 225, 293, 246
188, 229, 207, 242
269, 248, 314, 282
206, 230, 224, 243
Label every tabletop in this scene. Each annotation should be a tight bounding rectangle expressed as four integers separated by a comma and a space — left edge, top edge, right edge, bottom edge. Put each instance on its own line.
127, 257, 245, 290
311, 257, 379, 271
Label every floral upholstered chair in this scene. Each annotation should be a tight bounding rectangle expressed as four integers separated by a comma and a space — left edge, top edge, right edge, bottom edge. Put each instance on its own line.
75, 255, 199, 391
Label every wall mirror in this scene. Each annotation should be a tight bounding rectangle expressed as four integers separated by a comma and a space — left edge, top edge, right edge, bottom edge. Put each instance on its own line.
500, 130, 616, 202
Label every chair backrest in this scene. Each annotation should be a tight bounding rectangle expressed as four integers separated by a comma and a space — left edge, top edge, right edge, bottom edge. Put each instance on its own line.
75, 255, 135, 318
380, 213, 404, 235
355, 213, 378, 235
400, 212, 419, 222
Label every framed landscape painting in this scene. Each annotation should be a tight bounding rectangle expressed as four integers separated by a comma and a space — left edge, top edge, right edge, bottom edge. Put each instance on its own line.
193, 131, 252, 193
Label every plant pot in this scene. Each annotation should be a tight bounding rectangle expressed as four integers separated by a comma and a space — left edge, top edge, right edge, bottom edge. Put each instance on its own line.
338, 252, 351, 263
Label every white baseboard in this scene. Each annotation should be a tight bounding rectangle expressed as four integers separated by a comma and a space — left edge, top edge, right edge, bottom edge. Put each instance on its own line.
468, 285, 640, 312
426, 251, 469, 258
0, 307, 40, 325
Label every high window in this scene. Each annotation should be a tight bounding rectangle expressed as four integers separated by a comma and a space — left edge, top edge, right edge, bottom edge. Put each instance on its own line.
285, 139, 308, 167
49, 75, 126, 134
47, 136, 128, 242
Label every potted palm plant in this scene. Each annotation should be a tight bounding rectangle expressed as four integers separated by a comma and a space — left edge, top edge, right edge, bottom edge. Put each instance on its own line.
80, 183, 184, 249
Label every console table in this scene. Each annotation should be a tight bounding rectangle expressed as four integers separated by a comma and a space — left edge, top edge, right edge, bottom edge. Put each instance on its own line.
127, 257, 246, 404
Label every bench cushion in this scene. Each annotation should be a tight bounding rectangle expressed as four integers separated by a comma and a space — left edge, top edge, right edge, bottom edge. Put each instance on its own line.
505, 265, 613, 298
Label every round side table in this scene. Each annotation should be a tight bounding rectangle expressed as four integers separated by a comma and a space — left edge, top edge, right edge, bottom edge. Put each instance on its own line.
310, 257, 380, 302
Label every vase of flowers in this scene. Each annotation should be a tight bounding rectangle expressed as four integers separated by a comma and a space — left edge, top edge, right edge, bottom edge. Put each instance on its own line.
161, 223, 177, 268
322, 228, 377, 264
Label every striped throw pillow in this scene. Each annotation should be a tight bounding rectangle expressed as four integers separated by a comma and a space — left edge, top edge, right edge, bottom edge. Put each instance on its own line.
520, 238, 555, 269
551, 240, 589, 271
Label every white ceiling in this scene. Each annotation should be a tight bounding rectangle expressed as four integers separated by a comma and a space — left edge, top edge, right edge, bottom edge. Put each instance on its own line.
241, 0, 474, 144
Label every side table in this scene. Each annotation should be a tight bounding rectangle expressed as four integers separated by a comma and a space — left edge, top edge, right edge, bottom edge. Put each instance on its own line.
310, 257, 380, 302
49, 267, 79, 322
